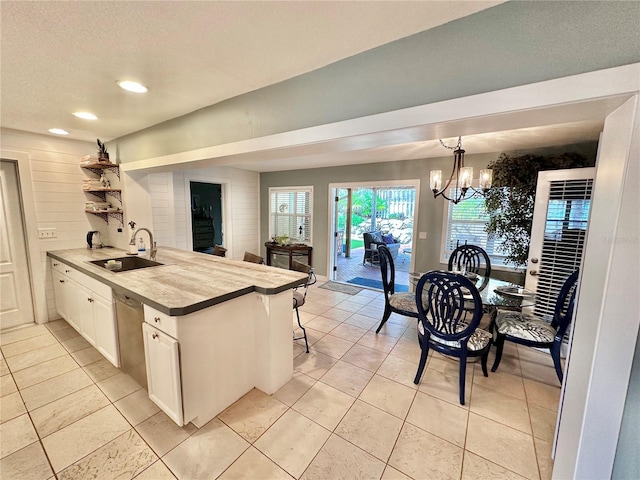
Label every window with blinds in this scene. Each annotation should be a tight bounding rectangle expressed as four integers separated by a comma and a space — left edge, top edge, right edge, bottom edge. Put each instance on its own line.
269, 187, 313, 243
533, 179, 592, 320
442, 189, 507, 265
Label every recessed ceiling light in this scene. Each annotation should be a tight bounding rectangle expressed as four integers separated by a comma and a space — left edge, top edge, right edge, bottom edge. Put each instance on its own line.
73, 111, 98, 120
117, 80, 148, 93
49, 128, 69, 135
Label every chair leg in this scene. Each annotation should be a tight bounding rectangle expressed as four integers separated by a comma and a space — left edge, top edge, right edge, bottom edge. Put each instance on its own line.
491, 334, 506, 372
413, 341, 429, 384
481, 348, 490, 377
459, 351, 468, 405
375, 304, 392, 334
550, 342, 564, 383
294, 308, 309, 353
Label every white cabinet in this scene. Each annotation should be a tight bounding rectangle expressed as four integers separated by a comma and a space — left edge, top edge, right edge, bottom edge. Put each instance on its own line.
50, 259, 119, 367
142, 322, 183, 425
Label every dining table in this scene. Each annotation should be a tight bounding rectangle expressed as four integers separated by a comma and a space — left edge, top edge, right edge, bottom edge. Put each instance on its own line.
408, 271, 536, 311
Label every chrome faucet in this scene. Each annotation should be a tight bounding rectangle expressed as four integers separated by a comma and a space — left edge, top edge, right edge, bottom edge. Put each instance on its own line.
130, 227, 157, 261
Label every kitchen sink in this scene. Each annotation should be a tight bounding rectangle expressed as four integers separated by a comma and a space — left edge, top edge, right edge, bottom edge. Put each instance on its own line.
89, 256, 163, 272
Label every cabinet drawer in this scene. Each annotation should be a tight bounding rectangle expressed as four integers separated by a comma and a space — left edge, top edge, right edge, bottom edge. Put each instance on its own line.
68, 270, 112, 301
51, 259, 74, 276
144, 305, 178, 338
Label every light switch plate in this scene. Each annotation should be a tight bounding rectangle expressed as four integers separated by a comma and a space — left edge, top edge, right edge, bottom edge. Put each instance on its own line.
38, 228, 57, 239
418, 232, 427, 240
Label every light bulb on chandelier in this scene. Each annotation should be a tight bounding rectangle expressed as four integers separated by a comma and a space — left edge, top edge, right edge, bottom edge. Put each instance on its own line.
430, 137, 492, 204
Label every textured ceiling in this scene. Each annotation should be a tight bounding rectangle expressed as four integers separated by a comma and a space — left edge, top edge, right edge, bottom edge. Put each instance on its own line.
1, 1, 503, 142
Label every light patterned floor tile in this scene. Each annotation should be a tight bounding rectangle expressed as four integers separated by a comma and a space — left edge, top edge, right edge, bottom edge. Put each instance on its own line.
0, 414, 38, 459
312, 334, 354, 359
83, 358, 120, 383
134, 460, 176, 479
357, 331, 399, 353
461, 451, 528, 480
407, 391, 468, 447
466, 412, 539, 480
12, 355, 77, 390
254, 410, 331, 478
273, 371, 317, 406
473, 362, 526, 400
417, 368, 471, 406
0, 332, 58, 358
0, 373, 18, 397
0, 440, 53, 480
45, 319, 70, 332
30, 385, 110, 437
5, 343, 68, 372
524, 379, 561, 411
329, 323, 367, 343
359, 374, 416, 419
135, 411, 197, 457
334, 300, 366, 313
59, 335, 92, 354
218, 446, 291, 479
304, 316, 342, 333
58, 429, 157, 480
341, 344, 388, 372
114, 389, 161, 426
70, 346, 104, 366
20, 368, 92, 411
0, 358, 8, 376
0, 324, 50, 346
301, 433, 385, 480
0, 391, 26, 423
381, 465, 413, 479
377, 355, 420, 389
529, 404, 557, 442
335, 400, 403, 462
319, 307, 354, 322
294, 350, 338, 379
389, 422, 464, 480
97, 372, 143, 402
218, 389, 288, 443
534, 435, 553, 480
344, 313, 380, 331
320, 360, 374, 397
375, 321, 408, 339
292, 381, 355, 430
41, 405, 131, 473
49, 326, 81, 343
470, 383, 531, 434
163, 418, 249, 480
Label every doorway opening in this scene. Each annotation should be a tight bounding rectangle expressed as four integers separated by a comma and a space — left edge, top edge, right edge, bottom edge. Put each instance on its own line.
329, 182, 417, 291
189, 181, 223, 254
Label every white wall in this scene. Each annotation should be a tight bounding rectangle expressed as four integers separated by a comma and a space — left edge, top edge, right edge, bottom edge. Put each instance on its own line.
146, 166, 260, 260
1, 129, 97, 321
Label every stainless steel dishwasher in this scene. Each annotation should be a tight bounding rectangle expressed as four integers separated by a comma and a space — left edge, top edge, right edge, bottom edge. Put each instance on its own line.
114, 290, 148, 390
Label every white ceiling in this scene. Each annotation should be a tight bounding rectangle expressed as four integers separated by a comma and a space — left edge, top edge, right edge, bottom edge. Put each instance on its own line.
1, 0, 604, 172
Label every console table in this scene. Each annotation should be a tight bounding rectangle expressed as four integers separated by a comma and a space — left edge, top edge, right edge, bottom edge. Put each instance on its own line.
265, 242, 312, 269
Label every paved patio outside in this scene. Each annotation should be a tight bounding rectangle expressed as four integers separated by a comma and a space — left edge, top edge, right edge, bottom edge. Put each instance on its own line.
334, 246, 411, 290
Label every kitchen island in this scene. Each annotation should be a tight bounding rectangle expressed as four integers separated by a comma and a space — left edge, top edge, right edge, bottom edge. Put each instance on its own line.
47, 247, 307, 427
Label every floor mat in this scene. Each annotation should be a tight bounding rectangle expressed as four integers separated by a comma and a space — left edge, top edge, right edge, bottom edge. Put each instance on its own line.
347, 276, 409, 292
319, 281, 362, 295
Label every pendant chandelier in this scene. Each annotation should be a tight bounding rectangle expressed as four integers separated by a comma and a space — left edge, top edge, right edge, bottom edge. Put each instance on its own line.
430, 136, 493, 204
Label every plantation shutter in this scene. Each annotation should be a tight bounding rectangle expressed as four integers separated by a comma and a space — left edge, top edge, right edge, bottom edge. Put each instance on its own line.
269, 188, 312, 243
533, 179, 593, 320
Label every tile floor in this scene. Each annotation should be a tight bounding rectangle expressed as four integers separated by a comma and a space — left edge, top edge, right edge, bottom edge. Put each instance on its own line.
1, 283, 561, 480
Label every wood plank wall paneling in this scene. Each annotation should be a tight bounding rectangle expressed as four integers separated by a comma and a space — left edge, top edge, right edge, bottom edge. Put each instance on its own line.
148, 167, 261, 260
2, 130, 95, 320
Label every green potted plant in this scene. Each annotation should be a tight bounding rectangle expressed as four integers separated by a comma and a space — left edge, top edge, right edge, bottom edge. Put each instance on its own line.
484, 152, 592, 268
97, 138, 109, 162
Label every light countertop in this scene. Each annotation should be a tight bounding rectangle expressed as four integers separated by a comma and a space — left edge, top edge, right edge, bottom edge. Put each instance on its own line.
47, 247, 307, 316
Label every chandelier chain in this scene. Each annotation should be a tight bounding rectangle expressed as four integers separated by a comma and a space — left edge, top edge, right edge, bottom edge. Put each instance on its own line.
439, 136, 462, 151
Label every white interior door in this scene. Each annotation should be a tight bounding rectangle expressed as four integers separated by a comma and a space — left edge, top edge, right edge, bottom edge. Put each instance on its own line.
525, 167, 595, 319
0, 160, 35, 329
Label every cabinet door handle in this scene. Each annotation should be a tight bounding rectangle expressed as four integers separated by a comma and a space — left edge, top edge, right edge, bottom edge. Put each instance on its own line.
53, 263, 59, 266
87, 297, 94, 303
154, 317, 160, 323
152, 333, 159, 339
59, 279, 65, 283
65, 269, 71, 273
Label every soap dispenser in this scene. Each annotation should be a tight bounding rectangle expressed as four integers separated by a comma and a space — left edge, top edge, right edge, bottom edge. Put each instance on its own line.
138, 237, 146, 256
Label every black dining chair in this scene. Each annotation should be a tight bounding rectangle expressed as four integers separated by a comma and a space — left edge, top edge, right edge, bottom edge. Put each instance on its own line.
448, 244, 492, 278
491, 269, 579, 383
375, 244, 419, 334
413, 270, 492, 405
291, 260, 316, 353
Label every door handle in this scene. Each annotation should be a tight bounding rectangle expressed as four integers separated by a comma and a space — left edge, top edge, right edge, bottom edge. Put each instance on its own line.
531, 258, 539, 264
529, 270, 539, 276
